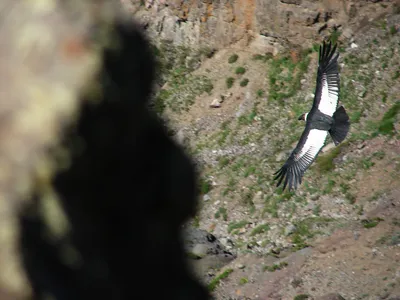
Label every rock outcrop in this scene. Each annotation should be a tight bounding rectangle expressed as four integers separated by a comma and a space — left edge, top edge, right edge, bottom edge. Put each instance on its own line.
184, 227, 236, 281
124, 0, 398, 50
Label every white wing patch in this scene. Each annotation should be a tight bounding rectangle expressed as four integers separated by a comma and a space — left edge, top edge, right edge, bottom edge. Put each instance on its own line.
295, 129, 328, 164
318, 74, 339, 116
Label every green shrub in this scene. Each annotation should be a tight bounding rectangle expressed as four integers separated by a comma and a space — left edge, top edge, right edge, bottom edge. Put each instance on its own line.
235, 66, 246, 75
226, 77, 235, 88
240, 78, 249, 87
208, 269, 233, 291
263, 261, 288, 272
250, 224, 269, 236
378, 101, 400, 135
214, 207, 228, 221
199, 177, 212, 194
228, 54, 238, 63
228, 220, 249, 233
362, 217, 384, 229
153, 90, 169, 114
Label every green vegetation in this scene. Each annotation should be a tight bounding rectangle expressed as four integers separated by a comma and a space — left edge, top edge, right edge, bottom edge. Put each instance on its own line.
152, 29, 400, 273
151, 43, 215, 113
391, 232, 400, 245
238, 109, 257, 126
222, 177, 237, 196
235, 66, 246, 75
199, 177, 212, 194
250, 224, 270, 236
256, 89, 265, 97
243, 165, 256, 178
228, 220, 249, 233
329, 28, 341, 44
268, 51, 311, 103
357, 205, 364, 215
362, 217, 384, 229
322, 178, 336, 195
153, 69, 213, 113
350, 110, 362, 123
240, 190, 255, 207
381, 91, 388, 103
193, 215, 200, 228
343, 54, 368, 69
240, 78, 249, 87
252, 53, 273, 62
363, 221, 379, 229
340, 81, 360, 116
339, 183, 356, 204
228, 54, 239, 64
262, 190, 297, 219
377, 101, 400, 135
218, 156, 230, 168
290, 217, 334, 250
226, 77, 235, 88
313, 204, 321, 216
361, 158, 375, 170
153, 90, 167, 114
215, 207, 228, 221
367, 190, 385, 202
217, 120, 232, 146
263, 261, 288, 272
376, 232, 400, 246
239, 277, 248, 285
316, 144, 344, 172
294, 295, 310, 300
208, 268, 234, 291
378, 19, 387, 30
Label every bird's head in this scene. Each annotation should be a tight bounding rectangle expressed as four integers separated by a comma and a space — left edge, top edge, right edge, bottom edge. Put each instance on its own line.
298, 113, 308, 121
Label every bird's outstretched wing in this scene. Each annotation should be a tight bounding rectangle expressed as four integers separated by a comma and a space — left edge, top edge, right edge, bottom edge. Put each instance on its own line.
312, 41, 340, 117
273, 125, 328, 192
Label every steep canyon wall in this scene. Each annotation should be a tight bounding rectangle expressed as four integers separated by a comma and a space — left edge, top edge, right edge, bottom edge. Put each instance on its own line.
124, 0, 399, 51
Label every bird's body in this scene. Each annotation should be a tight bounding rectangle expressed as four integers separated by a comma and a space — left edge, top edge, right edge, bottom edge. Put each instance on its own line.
273, 41, 350, 192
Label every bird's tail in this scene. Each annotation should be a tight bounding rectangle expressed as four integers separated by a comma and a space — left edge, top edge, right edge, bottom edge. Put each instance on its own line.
329, 106, 350, 145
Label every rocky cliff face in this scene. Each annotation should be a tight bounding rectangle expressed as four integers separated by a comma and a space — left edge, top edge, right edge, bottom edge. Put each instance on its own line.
124, 0, 398, 51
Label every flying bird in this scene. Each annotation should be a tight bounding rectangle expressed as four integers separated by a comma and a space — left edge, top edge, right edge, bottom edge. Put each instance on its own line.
273, 41, 350, 192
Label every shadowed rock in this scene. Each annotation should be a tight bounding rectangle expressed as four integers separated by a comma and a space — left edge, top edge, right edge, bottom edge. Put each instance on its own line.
0, 1, 211, 299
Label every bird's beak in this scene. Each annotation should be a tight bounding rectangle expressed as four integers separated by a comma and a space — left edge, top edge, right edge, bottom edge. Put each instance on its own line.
298, 113, 305, 121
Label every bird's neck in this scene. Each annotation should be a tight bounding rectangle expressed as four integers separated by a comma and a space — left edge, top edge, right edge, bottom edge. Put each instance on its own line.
304, 113, 309, 120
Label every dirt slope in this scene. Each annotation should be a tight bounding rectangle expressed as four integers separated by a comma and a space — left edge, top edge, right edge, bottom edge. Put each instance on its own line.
213, 189, 400, 300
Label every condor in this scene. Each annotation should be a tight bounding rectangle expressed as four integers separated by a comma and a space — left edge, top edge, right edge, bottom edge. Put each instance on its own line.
273, 41, 350, 192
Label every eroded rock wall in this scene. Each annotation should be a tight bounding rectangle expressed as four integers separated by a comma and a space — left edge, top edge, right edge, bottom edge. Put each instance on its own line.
124, 0, 399, 50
